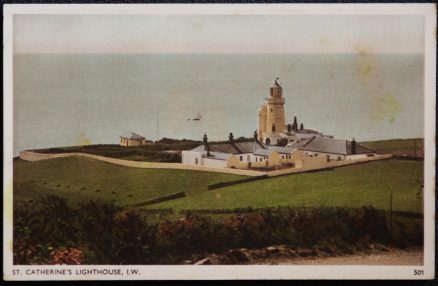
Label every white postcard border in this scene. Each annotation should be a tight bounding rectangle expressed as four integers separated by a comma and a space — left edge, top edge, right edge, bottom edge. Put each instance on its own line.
3, 3, 436, 280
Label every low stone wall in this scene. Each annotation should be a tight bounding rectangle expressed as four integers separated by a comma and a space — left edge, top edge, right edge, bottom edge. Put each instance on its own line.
207, 175, 270, 190
301, 156, 327, 169
128, 191, 186, 207
19, 151, 392, 178
267, 154, 393, 177
19, 151, 265, 177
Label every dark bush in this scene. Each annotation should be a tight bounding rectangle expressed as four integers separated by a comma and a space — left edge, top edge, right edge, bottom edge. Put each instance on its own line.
13, 196, 78, 264
13, 196, 420, 265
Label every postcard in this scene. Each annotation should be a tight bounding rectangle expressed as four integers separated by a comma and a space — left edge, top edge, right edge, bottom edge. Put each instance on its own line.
3, 3, 436, 280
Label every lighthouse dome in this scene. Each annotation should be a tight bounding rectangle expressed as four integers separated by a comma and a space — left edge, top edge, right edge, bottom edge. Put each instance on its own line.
270, 77, 283, 98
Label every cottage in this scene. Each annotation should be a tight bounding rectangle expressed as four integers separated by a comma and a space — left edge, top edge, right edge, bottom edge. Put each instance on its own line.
290, 136, 374, 162
182, 132, 299, 169
119, 132, 149, 147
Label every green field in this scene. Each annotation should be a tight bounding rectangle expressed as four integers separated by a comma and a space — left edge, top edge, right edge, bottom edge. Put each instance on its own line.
361, 138, 424, 157
147, 159, 423, 213
14, 138, 424, 213
13, 157, 245, 205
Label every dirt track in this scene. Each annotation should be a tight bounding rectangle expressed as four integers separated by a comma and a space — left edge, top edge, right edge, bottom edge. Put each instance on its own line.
261, 248, 423, 265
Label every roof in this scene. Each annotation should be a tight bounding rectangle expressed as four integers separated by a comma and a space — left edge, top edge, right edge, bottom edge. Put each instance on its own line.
254, 149, 275, 156
267, 145, 294, 154
290, 137, 374, 155
207, 151, 232, 161
191, 145, 206, 152
272, 78, 282, 88
233, 141, 265, 153
191, 139, 265, 155
120, 132, 146, 140
287, 139, 310, 149
296, 128, 321, 135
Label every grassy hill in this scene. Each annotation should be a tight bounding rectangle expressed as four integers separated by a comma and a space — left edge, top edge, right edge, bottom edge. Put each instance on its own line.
361, 138, 424, 157
14, 138, 424, 214
13, 157, 245, 206
147, 159, 423, 213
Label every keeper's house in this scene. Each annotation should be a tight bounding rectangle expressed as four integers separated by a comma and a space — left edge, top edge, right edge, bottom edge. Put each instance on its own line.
182, 132, 299, 169
119, 132, 149, 147
182, 132, 374, 170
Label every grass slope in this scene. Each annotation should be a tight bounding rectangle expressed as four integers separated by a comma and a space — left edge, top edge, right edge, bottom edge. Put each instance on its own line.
149, 159, 423, 213
361, 138, 424, 157
13, 157, 245, 205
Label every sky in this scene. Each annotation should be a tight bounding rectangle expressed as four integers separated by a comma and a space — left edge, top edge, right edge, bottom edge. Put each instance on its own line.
13, 14, 425, 54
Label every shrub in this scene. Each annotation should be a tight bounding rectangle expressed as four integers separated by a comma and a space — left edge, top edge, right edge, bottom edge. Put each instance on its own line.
49, 247, 84, 265
13, 196, 419, 265
13, 196, 79, 264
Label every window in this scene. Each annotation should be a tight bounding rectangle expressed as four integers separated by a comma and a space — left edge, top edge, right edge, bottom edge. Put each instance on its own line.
247, 155, 250, 161
270, 108, 273, 112
195, 158, 199, 165
337, 156, 342, 161
240, 156, 243, 161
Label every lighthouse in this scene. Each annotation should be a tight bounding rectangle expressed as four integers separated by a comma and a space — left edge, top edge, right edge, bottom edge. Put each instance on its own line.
258, 78, 286, 145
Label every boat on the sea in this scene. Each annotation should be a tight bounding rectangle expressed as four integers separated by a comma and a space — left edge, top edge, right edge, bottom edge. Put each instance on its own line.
188, 112, 202, 121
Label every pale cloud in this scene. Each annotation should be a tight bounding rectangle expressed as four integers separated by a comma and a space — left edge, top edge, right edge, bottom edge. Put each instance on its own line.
14, 14, 424, 54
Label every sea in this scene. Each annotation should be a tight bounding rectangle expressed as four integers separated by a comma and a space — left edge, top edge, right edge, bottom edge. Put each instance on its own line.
12, 53, 424, 156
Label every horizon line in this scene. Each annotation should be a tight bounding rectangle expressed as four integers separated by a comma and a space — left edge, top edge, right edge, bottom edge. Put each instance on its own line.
13, 51, 425, 55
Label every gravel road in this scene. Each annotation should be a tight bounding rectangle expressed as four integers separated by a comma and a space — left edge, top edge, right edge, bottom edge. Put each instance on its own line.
262, 248, 423, 265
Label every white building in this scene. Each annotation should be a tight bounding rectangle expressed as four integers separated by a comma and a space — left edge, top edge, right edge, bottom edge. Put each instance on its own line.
182, 79, 375, 170
290, 136, 375, 162
182, 132, 298, 169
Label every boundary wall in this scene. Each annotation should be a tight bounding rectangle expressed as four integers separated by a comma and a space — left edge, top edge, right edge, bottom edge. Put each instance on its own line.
19, 151, 393, 178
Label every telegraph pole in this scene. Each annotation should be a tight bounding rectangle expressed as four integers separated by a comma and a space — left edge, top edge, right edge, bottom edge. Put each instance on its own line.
389, 192, 393, 235
156, 104, 160, 142
414, 139, 417, 157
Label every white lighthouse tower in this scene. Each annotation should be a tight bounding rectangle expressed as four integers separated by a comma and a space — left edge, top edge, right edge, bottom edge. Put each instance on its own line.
258, 78, 287, 145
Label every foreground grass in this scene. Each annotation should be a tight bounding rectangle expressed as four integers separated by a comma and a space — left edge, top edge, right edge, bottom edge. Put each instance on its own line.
361, 138, 424, 157
13, 157, 245, 206
149, 159, 423, 213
